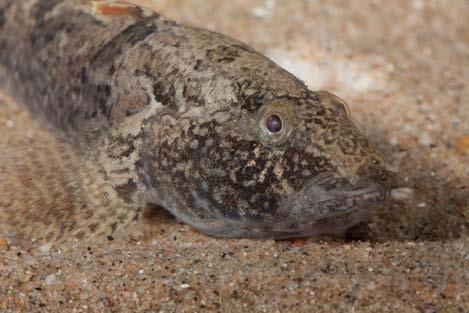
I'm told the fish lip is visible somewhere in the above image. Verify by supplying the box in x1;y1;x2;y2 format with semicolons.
249;178;390;238
277;173;391;222
330;179;391;203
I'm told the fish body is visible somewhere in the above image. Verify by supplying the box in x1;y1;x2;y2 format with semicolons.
0;0;394;241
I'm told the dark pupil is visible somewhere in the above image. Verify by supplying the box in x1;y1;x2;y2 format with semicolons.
266;115;282;133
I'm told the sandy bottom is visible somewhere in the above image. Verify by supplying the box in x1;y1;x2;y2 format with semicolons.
0;0;468;312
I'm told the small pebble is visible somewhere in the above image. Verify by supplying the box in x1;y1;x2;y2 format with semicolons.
45;274;56;285
455;135;469;153
367;281;376;290
291;238;307;247
0;238;9;251
418;132;433;146
39;243;52;254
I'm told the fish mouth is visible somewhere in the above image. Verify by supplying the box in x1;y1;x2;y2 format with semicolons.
278;172;390;221
256;172;391;238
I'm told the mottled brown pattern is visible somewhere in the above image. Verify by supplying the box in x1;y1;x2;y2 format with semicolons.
0;0;395;241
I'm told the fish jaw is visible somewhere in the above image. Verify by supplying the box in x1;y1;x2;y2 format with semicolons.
159;172;391;240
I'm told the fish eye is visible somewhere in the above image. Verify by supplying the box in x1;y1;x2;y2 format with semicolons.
257;101;296;145
266;114;282;133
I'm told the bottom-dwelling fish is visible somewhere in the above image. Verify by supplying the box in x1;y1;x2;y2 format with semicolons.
0;0;395;241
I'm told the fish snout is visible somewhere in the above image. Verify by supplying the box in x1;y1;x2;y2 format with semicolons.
355;163;399;191
278;171;388;221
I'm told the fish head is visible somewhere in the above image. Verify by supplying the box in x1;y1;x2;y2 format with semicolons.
139;73;396;239
139;88;395;239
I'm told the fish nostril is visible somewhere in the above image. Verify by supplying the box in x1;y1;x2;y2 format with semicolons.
357;164;396;188
377;184;391;201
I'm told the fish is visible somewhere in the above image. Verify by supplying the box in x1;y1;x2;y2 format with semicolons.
0;0;396;242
